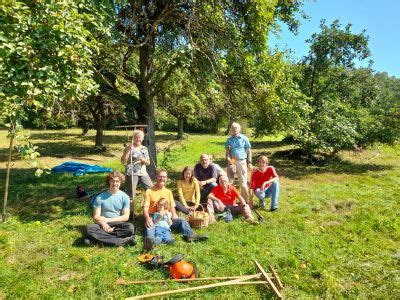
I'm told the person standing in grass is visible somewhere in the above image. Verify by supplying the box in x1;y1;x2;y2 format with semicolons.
84;171;136;246
121;129;153;202
142;169;207;250
152;198;175;245
249;155;280;212
207;175;256;223
226;122;252;201
175;166;201;215
194;153;218;203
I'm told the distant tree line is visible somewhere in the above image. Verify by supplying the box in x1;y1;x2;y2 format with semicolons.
2;0;399;163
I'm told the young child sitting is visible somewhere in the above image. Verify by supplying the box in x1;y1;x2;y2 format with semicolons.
152;198;175;245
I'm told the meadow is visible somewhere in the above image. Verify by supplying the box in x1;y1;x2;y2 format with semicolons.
0;128;399;299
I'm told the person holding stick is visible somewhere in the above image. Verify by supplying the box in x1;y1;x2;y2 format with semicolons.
84;171;136;246
121;129;153;206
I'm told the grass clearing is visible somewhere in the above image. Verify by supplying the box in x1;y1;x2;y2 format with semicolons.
0;128;399;298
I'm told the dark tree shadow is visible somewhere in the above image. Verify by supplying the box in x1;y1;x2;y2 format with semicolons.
269;149;393;179
0;168;105;223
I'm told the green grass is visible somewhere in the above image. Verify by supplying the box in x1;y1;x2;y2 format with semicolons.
0;128;399;298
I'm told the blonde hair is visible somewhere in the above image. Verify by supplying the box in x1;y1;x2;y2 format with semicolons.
157;197;169;209
133;129;144;139
258;155;269;164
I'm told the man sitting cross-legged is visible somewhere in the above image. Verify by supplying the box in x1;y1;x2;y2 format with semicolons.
207;175;256;223
85;171;136;246
142;169;207;250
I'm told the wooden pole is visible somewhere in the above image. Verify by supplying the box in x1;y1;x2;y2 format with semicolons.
126;273;261;299
117;273;269;285
269;265;283;290
130;134;135;218
2;134;14;218
253;260;282;299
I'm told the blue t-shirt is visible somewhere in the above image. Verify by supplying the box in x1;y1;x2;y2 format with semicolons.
225;134;251;160
92;190;130;218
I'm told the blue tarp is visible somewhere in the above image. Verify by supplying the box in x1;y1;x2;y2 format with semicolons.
51;161;112;176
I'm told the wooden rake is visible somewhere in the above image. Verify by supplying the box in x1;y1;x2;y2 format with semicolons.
123;260;283;299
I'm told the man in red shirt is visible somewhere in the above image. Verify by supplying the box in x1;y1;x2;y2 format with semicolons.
207;175;255;222
249;155;280;211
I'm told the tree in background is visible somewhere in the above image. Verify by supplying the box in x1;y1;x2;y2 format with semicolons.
113;0;305;177
0;0;102;218
293;20;375;156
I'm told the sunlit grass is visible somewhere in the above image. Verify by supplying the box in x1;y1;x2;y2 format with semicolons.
0;129;399;298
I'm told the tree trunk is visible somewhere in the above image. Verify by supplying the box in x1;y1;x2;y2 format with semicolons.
81;122;89;136
225;114;235;135
95;124;104;148
139;44;157;180
177;117;184;140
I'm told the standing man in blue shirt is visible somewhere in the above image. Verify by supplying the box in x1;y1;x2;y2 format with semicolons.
225;122;252;201
85;171;136;246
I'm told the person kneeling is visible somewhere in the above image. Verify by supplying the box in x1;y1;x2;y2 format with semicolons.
85;171;136;246
207;176;255;223
152;198;175;245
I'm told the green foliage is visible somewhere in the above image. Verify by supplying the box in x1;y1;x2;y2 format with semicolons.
289;21;399;155
0;0;100;124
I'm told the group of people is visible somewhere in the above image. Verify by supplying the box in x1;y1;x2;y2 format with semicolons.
84;123;280;249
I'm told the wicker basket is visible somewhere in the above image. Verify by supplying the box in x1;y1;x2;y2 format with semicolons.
187;206;210;229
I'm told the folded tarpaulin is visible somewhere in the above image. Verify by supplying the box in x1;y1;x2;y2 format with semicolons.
51;161;112;176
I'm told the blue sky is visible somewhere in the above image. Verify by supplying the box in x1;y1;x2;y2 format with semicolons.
269;0;400;78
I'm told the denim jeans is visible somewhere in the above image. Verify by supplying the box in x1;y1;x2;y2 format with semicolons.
154;226;175;245
254;181;280;210
144;218;194;241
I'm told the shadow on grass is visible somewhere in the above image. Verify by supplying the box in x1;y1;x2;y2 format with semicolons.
0;169;105;223
270;149;393;179
34;142;103;158
0;142;116;163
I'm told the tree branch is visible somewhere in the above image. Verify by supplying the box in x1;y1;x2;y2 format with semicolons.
151;61;181;97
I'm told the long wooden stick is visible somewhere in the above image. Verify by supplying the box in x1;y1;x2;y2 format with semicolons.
269;265;283;290
130;134;135;218
253;260;282;299
126;273;261;299
117;273;268;285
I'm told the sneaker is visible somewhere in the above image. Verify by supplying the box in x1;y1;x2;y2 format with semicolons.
186;234;208;242
224;209;233;222
165;239;175;245
270;208;278;212
122;236;137;246
144;237;154;250
83;238;91;246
